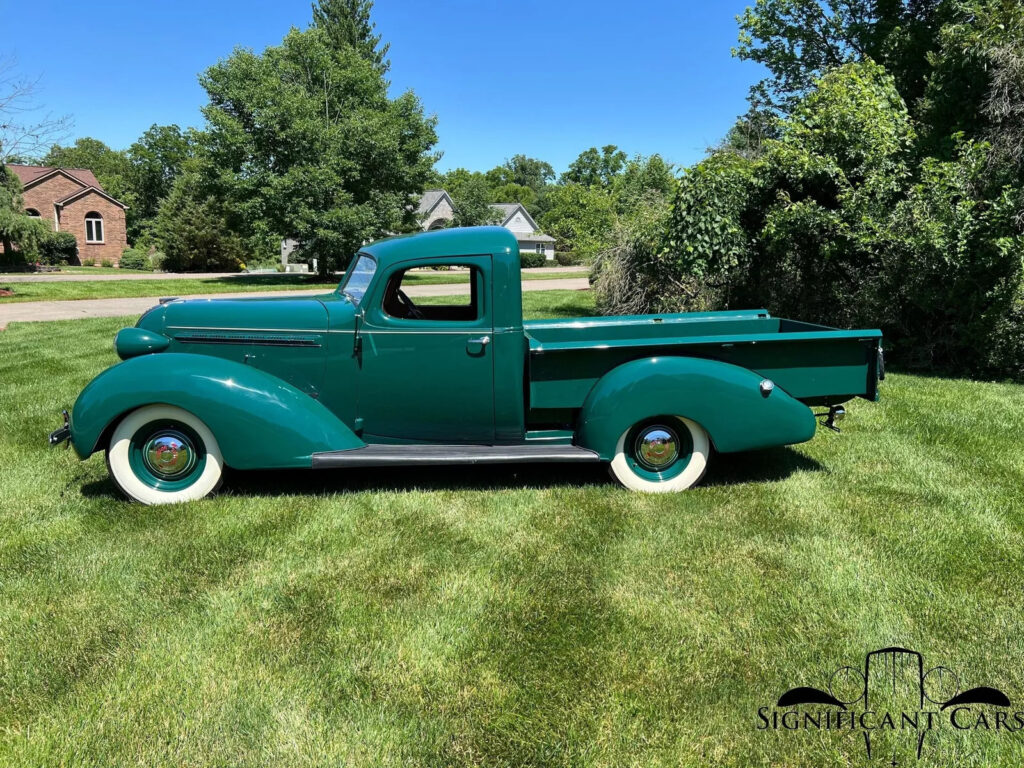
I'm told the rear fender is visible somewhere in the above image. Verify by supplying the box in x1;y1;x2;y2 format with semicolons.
576;356;816;460
70;353;363;469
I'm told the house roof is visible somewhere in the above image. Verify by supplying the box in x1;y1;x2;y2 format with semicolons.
54;185;129;210
6;164;103;191
489;202;541;232
416;189;453;216
511;231;556;243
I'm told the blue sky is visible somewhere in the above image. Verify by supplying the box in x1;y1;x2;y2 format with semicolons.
1;0;763;174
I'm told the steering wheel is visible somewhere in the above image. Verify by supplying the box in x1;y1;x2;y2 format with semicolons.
396;288;424;319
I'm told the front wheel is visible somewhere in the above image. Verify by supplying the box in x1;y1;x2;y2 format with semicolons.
608;416;710;492
106;405;224;504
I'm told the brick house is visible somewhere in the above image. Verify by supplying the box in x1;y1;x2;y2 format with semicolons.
8;165;128;265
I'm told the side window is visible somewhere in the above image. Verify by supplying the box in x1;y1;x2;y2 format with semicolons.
382;264;482;322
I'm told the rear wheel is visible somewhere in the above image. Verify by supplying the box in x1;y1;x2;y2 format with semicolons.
106;405;223;504
608;416;710;492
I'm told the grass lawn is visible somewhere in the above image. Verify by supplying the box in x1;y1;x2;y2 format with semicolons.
1;291;1023;766
0;269;583;303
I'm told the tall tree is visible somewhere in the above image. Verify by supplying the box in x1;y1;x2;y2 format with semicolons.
561;145;627;187
486;154;555;193
196;25;437;271
312;0;390;74
450;175;501;227
734;0;948;113
126;125;193;239
42;138;132;197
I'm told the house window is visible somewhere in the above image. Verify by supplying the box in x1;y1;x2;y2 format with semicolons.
85;212;104;243
25;208;40;217
535;244;544;254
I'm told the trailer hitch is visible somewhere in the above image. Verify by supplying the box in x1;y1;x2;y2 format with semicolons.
814;405;846;433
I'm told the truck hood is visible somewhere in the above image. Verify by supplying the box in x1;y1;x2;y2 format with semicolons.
159;293;335;335
128;293;354;399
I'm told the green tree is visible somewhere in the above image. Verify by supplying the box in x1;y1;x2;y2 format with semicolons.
155;171;246;272
734;0;948;113
540;183;616;259
312;0;390;74
450;175;501;227
42;138;132;198
486;154;555;193
613;154;676;218
561;145;627;187
126;125;193;241
197;25;437;271
0;165;50;263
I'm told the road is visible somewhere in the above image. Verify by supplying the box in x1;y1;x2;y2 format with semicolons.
0;277;591;329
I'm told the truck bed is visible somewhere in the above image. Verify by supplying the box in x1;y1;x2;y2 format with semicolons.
524;309;883;414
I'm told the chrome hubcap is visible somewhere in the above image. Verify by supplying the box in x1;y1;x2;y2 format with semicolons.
142;431;195;478
635;425;679;470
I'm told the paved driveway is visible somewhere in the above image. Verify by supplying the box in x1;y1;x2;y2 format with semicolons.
0;278;590;329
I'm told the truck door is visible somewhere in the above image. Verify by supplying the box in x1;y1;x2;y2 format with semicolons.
356;255;495;443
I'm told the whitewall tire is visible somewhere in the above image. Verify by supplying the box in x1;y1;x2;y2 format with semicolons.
106;405;224;505
608;416;710;492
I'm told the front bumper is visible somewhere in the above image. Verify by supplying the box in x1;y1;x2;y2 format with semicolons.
48;409;71;447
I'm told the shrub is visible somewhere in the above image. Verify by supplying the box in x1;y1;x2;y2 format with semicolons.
156;172;247;272
36;231;77;266
101;258;113;268
520;252;546;269
554;252;581;266
119;248;151;271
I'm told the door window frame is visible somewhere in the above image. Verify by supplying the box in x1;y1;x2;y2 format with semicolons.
363;255;492;332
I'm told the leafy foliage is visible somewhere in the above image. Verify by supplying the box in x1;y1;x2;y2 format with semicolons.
38;231;78;266
614;59;1023;378
0;165;50;264
540;183;617;260
118;247;151;271
312;0;390;74
155;172;246;272
561;145;627;187
193;25;437;272
450;175;501;227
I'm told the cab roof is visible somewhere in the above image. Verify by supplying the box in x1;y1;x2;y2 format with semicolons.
360;226;519;267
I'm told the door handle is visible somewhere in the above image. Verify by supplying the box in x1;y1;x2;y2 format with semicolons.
466;335;491;354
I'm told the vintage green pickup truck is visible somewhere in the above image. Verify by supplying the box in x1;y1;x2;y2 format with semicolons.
50;227;883;504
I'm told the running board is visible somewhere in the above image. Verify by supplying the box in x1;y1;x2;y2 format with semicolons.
312;443;600;469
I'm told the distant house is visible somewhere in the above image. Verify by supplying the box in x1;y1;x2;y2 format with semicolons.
416;189;556;259
7;165;128;266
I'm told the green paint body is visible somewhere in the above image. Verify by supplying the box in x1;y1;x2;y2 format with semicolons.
67;226;883;468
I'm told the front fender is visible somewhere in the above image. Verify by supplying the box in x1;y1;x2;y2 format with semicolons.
576;356;817;460
70;353;364;469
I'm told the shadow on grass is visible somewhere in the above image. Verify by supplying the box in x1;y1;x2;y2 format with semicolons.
703;446;824;487
80;446;822;500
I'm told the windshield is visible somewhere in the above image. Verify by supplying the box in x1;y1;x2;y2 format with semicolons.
341;254;376;305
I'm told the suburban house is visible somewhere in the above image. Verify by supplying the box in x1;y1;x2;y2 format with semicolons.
8;164;128;265
416;189;556;259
